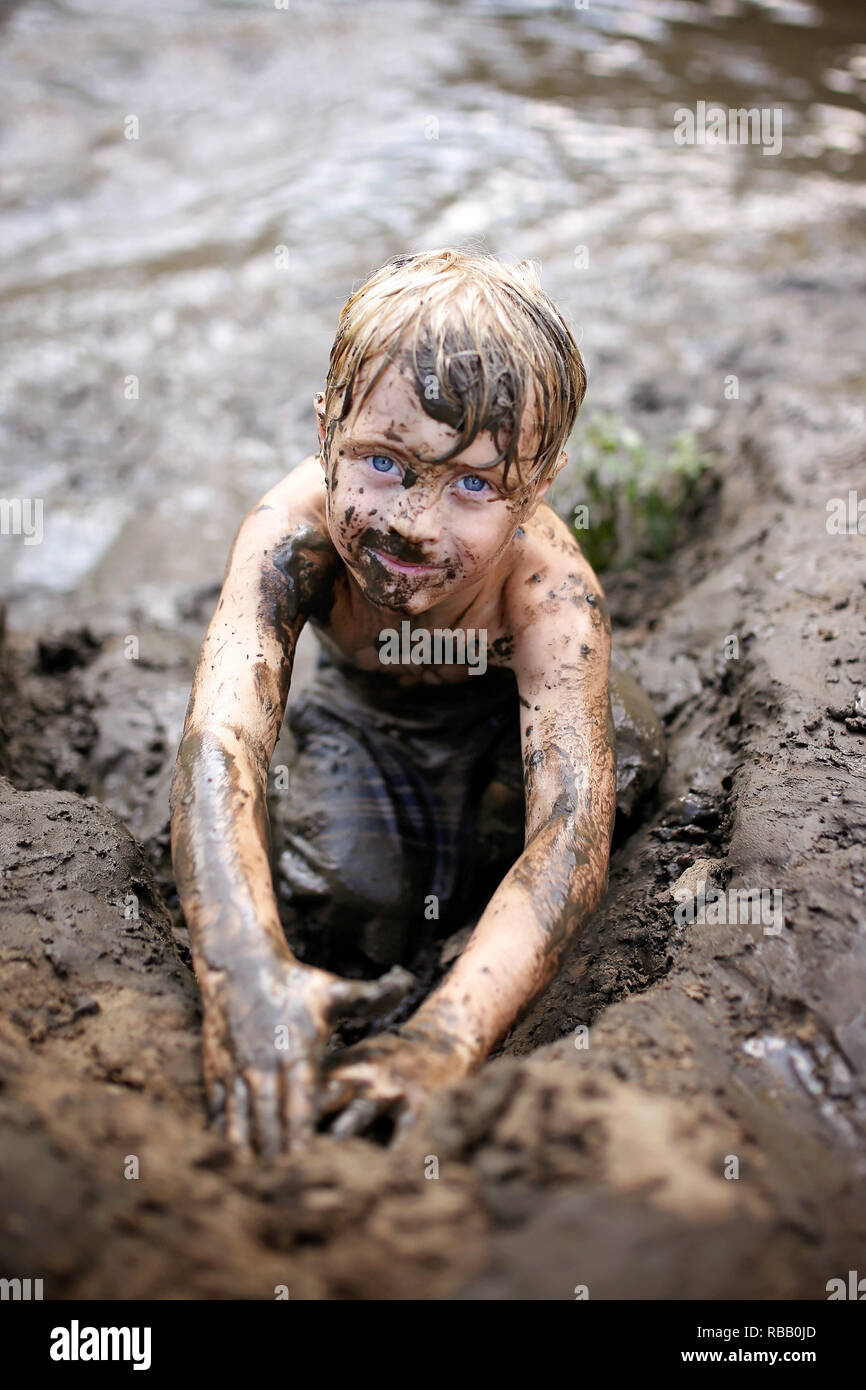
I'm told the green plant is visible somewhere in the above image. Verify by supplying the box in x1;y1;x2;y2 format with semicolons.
551;411;714;572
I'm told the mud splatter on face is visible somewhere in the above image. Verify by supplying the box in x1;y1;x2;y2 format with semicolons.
316;359;553;620
355;526;434;568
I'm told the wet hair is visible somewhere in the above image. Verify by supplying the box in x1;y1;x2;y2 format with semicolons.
320;245;587;491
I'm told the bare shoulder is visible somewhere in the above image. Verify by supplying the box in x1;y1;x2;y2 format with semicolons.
242;455;329;539
227;456;336;583
502;501;609;641
216;455;341;635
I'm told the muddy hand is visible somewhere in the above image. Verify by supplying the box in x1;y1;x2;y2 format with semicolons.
320;1030;470;1145
199;950;415;1158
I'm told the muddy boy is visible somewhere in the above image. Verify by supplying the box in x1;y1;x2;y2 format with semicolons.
169;247;664;1156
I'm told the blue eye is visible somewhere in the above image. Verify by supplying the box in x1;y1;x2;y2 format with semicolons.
369;455;397;473
459;474;488;494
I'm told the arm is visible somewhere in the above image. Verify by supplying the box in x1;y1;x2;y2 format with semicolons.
405;560;616;1067
169;478;304;970
322;538;616;1136
170;462;410;1155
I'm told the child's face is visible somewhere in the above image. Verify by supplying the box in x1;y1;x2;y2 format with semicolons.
315;357;559;617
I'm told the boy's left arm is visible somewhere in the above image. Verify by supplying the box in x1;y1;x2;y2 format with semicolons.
322;550;617;1139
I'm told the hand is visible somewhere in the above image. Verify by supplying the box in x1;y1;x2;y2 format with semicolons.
319;1029;471;1144
198;947;414;1158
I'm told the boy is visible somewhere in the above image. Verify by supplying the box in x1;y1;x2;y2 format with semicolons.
169;247;664;1157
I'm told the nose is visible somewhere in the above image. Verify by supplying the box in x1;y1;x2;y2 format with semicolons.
385;489;441;549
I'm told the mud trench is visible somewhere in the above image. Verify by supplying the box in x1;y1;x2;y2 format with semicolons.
1;370;865;1298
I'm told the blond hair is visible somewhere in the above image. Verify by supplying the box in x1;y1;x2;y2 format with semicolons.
321;246;587;490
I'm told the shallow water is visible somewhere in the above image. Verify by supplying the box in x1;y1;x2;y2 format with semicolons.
0;0;864;632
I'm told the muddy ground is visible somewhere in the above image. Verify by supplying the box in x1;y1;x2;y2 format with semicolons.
2;248;865;1298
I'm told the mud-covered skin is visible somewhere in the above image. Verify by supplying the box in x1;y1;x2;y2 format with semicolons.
314;356;545;642
169;494;415;1156
170;354;639;1150
319;1030;470;1144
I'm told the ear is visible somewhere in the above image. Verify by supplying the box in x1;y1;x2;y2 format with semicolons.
314;392;327;467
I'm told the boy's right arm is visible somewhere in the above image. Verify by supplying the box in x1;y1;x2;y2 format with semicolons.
169;462;410;1156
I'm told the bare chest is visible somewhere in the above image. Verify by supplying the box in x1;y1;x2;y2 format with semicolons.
311;576;516;686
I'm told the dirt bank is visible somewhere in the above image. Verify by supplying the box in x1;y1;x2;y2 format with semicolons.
3;0;866;1302
2;363;865;1298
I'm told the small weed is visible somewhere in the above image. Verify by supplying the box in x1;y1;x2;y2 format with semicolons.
552;412;716;571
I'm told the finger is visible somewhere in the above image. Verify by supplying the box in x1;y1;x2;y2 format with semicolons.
285;1057;318;1151
247;1070;281;1159
329;1096;384;1140
326;966;416;1024
392;1104;420;1149
206;1078;227;1130
317;1073;359;1118
225;1075;253;1156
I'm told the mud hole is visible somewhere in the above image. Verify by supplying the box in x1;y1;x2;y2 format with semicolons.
2;365;865;1298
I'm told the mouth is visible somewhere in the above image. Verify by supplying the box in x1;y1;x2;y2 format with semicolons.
367;549;444;577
